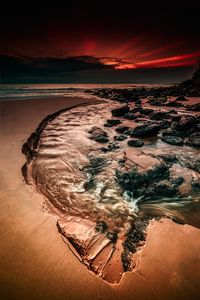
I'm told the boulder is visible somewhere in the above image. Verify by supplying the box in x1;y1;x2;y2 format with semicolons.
187;103;200;111
104;119;121;127
161;135;183;146
176;95;188;101
89;126;109;143
130;122;161;137
115;126;130;133
150;111;169;120
127;139;144;147
123;112;137;120
114;134;127;141
111;105;130;116
185;132;200;148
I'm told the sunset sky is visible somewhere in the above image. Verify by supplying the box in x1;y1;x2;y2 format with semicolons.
1;1;200;82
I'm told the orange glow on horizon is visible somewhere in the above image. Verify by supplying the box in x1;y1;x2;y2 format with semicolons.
109;51;200;69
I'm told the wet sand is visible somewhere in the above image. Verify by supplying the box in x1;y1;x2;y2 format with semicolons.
0;96;200;300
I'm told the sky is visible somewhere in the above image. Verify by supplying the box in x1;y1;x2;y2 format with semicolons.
1;1;200;83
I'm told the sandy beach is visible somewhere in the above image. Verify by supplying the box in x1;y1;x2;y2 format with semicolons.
0;95;200;300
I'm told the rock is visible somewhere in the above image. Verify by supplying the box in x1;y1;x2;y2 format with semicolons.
127;139;144;147
176;95;188;101
114;134;127;141
123;112;137;120
115;126;130;133
111;105;130;116
95;221;108;233
106;231;118;243
177;153;200;173
148;97;168;106
146;181;179;197
89;126;109;143
104;119;121;127
161;135;183;146
185;132;200;148
169;114;182;122
139;108;154;115
187;103;200;111
160;120;171;129
101;142;120;152
116;160;170;198
165;101;183;107
95;136;109;143
130;122;161;138
171;177;185;186
176;115;197;131
150;111;169;120
162;127;185;138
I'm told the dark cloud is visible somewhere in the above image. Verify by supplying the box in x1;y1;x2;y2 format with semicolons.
0;54;196;84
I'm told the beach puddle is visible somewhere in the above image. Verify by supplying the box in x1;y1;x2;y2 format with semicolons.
22;101;200;283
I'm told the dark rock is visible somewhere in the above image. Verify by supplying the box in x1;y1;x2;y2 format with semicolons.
177;115;197;131
159;154;178;165
94;135;109;143
116;162;170;198
106;231;118;243
177;153;200;173
162;127;186;138
165;101;183;107
147;182;179;197
148;97;168;106
106;119;122;126
83;157;106;176
160;120;171;129
101;142;120;152
89;126;109;143
111;105;130;116
130;122;161;137
185;132;200;148
169;114;182;122
114;134;127;141
150;111;169;120
128;139;144;147
139;108;154;115
95;221;108;233
115;126;130;133
191;179;200;192
187;103;200;111
161;135;183;146
176;95;188;101
123;112;137;120
171;177;185;186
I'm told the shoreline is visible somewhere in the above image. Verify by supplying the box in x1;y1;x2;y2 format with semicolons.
0;95;200;299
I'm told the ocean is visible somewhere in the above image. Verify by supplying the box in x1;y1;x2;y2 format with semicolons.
0;83;169;100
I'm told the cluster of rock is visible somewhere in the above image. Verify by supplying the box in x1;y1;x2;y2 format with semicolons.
88;105;200;149
88;65;200;99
